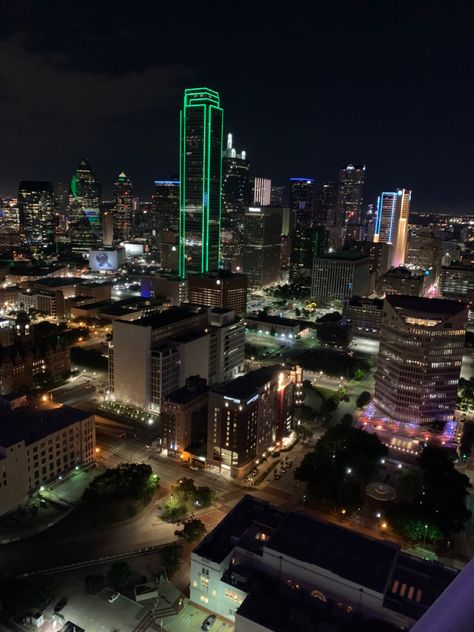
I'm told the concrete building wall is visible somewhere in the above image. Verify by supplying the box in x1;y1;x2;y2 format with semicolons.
112;321;151;408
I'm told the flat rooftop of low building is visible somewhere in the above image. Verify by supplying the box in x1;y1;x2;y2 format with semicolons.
211;365;281;400
79;281;112;288
245;314;301;328
163;380;209;405
189;270;247;280
193;495;286;564
386;294;468;317
267;511;399;595
236;577;401;632
348;296;384;308
8;265;66;277
72;300;112;311
32;277;80;287
0;405;92;447
132;305;207;328
319;250;370;262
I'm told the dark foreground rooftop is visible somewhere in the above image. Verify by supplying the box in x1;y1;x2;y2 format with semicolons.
0;406;92;447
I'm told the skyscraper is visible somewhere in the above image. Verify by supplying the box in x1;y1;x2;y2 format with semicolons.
69;159;102;252
253;177;271;206
242;206;282;287
221;133;250;270
179;87;224;276
289;178;315;291
375;295;468;425
373;189;411;268
113;171;133;242
335;164;365;227
153;180;180;232
315;180;337;227
18;180;54;245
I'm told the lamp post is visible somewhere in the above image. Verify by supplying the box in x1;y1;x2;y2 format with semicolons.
423;523;428;548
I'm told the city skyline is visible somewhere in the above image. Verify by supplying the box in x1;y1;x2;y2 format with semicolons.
0;3;472;212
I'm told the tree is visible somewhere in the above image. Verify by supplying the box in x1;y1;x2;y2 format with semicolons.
388;444;471;541
354;368;366;381
340;413;353;426
174;477;197;500
85;574;106;594
177;518;206;543
460;421;474;461
319;396;338;419
194;486;216;508
161;543;183;576
108;561;132;590
295;425;387;513
0;576;58;617
356;391;372;408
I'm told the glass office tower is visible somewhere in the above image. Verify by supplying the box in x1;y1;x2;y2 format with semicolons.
179;88;224;276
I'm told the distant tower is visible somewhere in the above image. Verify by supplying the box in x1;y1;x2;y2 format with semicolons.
69;159;102;252
18;180;54;245
373;189;412;268
179;88;224;277
221;133;250;270
113;171;133;242
289;178;315;293
253;177;271;206
335;164;365;227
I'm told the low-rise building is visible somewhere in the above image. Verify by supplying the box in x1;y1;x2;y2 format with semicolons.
190;495;456;630
141;275;188;306
206;366;302;478
0;405;95;516
439;263;474;303
19;289;66;320
77;282;113;302
375;266;426;298
244;314;308;341
343;297;383;339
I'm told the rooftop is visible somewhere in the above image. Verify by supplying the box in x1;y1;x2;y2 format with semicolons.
319;250;370;262
0;406;92;448
386;294;469;318
211;365;282;401
245;314;301;328
193;495;286;564
267;511;399;594
163;378;209;405
133;305;207;328
32;278;80;288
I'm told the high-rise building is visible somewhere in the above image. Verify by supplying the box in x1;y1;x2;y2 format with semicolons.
270;185;286;206
288;178;315;292
406;227;443;280
375;295;468;425
242;207;282;287
206;365;302;478
179;88;224;276
69;159;102;252
221;134;250;271
335;164;365;227
311;251;370;304
315;180;337;227
109;305;244;411
440;264;474;304
373;189;412;268
18;181;54;245
113;171;133;242
375;266;426;298
253;177;272;206
153;180;180;232
289;178;314;226
188;270;248;316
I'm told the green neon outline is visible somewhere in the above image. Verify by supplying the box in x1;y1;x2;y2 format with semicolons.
179;88;223;277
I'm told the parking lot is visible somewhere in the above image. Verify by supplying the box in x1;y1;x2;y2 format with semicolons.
164;601;234;632
43;576;148;632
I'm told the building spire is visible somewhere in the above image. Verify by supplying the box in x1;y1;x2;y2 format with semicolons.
227;133;233;150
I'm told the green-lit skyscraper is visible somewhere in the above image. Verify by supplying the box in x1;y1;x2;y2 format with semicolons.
179;88;224;276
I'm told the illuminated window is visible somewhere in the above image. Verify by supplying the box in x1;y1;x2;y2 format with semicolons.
199;595;209;604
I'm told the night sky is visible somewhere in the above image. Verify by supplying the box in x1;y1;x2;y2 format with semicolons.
0;1;473;211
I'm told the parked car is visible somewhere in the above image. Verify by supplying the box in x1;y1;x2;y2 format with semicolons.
108;592;120;603
201;614;216;631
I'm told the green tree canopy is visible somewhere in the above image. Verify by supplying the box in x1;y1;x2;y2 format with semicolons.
356;390;372;408
108;561;132;590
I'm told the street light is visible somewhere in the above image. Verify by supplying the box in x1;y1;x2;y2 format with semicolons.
423;523;428;548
